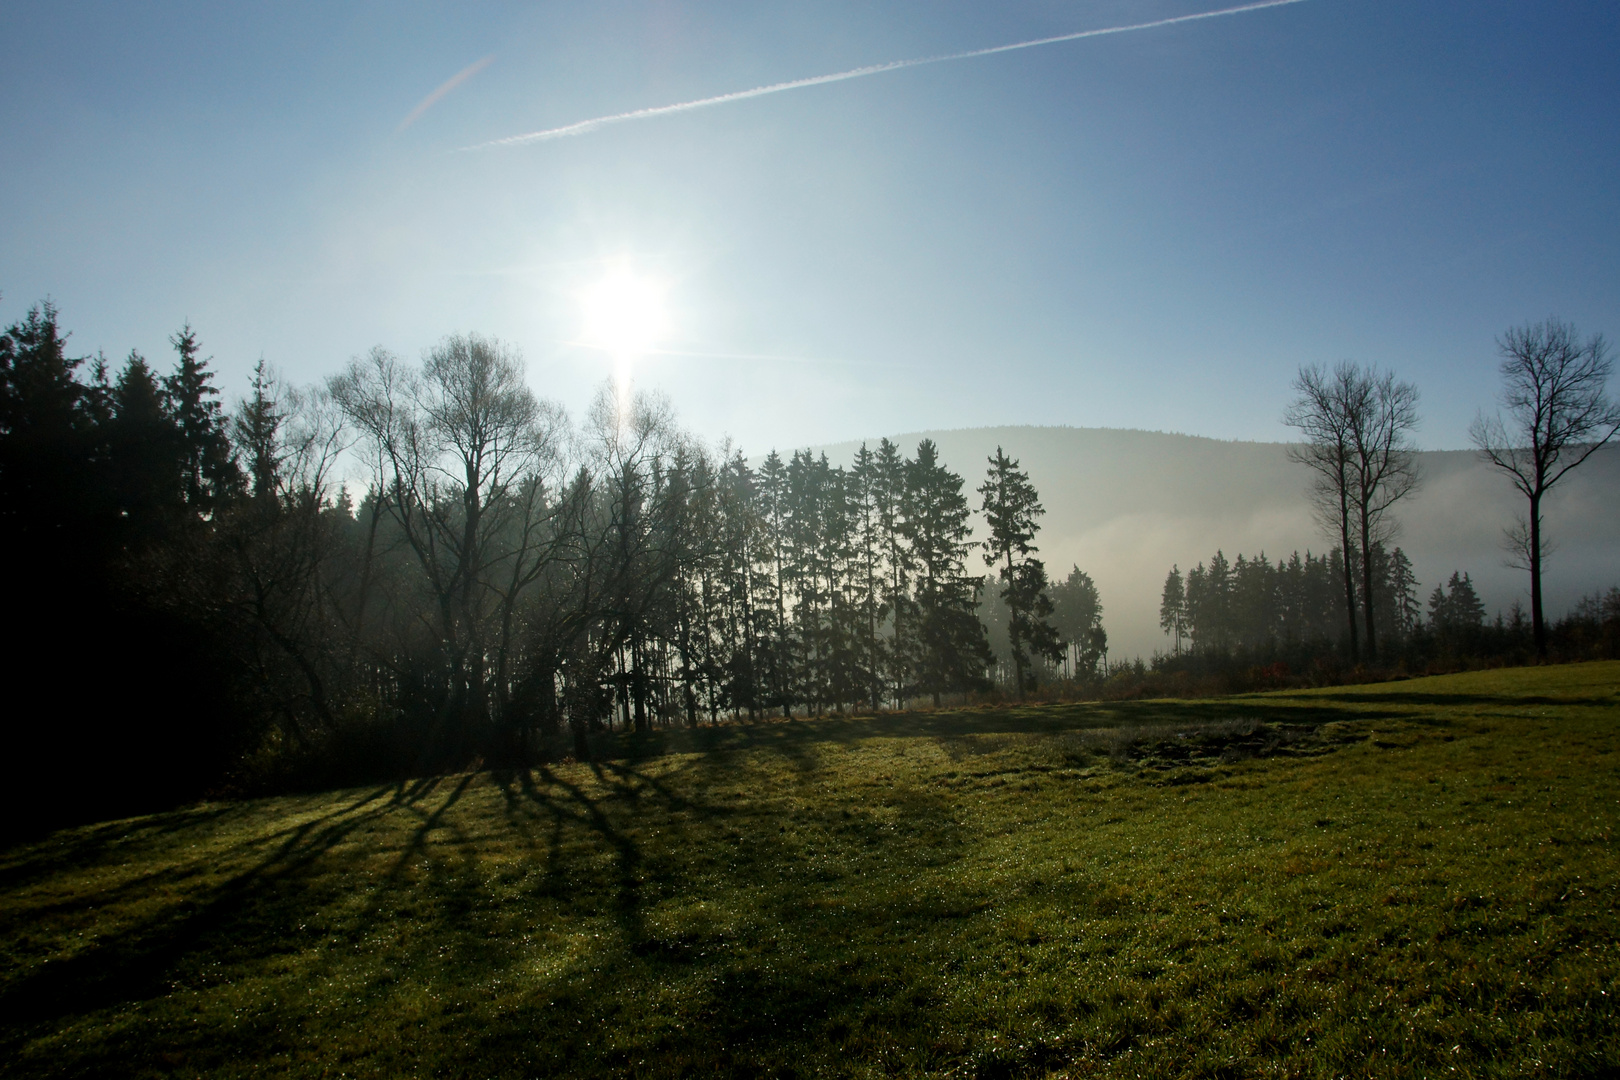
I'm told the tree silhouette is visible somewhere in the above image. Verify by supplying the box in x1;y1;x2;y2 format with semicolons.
1471;318;1620;656
1285;366;1359;658
165;324;239;510
908;440;990;704
1159;565;1186;657
978;447;1060;696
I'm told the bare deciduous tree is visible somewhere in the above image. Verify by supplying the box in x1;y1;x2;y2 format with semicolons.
1470;318;1620;656
1347;369;1421;661
331;334;565;735
1285;364;1362;659
1285;362;1421;662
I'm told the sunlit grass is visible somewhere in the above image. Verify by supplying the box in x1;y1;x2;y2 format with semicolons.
3;663;1617;1078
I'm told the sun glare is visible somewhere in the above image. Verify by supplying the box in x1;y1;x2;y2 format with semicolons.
579;267;669;359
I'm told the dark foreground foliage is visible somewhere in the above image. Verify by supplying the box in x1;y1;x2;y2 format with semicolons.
2;663;1616;1078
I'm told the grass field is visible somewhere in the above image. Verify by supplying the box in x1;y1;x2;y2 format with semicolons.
2;663;1617;1078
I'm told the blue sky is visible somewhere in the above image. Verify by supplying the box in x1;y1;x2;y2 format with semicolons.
2;0;1616;453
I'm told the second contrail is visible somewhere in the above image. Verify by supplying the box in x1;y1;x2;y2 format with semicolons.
463;0;1309;151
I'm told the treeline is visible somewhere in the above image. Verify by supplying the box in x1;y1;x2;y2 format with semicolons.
1;304;1100;824
1158;546;1420;656
1154;541;1618;682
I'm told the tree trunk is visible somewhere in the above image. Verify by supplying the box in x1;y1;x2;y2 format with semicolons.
1338;485;1359;662
1530;490;1546;658
1005;549;1026;699
632;635;649;732
1360;517;1378;663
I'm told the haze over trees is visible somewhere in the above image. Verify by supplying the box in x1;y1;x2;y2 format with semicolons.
1157;545;1424;660
1149;322;1618;675
1048;565;1106;679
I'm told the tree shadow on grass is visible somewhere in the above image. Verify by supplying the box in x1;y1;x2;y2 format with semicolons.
452;761;983;1079
0;776;474;1041
2;675;1496;1078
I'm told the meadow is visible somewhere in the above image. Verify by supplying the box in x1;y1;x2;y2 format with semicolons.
2;663;1616;1078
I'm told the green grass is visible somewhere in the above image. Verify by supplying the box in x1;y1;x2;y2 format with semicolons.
3;663;1618;1078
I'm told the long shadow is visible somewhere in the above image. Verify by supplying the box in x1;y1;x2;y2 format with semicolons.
0;679;1467;1074
0;773;469;1034
0;802;249;891
450;754;993;1077
531;764;653;942
489;756;743;961
384;772;475;880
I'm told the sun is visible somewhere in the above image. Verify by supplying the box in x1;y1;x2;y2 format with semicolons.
579;266;669;359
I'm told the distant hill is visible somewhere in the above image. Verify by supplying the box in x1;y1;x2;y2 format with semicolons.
809;427;1620;661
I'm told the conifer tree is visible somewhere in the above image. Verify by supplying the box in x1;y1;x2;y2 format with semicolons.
849;444;886;710
1159;565;1186;656
234;358;285;504
757;450;794;716
1369;544;1421;645
1051;565;1104;676
1429;571;1485;644
715;451;764;719
98;351;187;542
908;439;989;704
978;447;1060;696
873;438;914;705
165;324;238;510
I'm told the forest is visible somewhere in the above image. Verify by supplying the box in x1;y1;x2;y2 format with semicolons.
0;303;1111;827
2;301;1616;829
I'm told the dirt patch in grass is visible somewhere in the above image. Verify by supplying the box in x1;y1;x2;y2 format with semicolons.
1061;715;1363;770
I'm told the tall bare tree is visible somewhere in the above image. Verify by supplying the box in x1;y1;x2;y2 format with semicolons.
1285;362;1421;662
331;334;565;736
1346;369;1421;661
1471;318;1620;656
1284;364;1362;660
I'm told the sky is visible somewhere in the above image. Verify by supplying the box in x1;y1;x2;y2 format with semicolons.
2;0;1617;455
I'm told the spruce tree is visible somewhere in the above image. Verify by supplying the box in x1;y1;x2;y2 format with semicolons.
849;444;886;710
873;438;914;705
1051;565;1104;676
233;357;285;504
757;450;794;716
1159;565;1186;656
108;351;186;533
1429;571;1485;639
908;439;989;705
978;447;1060;696
164;324;238;510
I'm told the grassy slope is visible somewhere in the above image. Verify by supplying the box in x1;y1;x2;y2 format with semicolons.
2;663;1617;1079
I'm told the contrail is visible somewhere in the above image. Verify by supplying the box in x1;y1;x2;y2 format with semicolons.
399;54;496;133
463;0;1308;150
